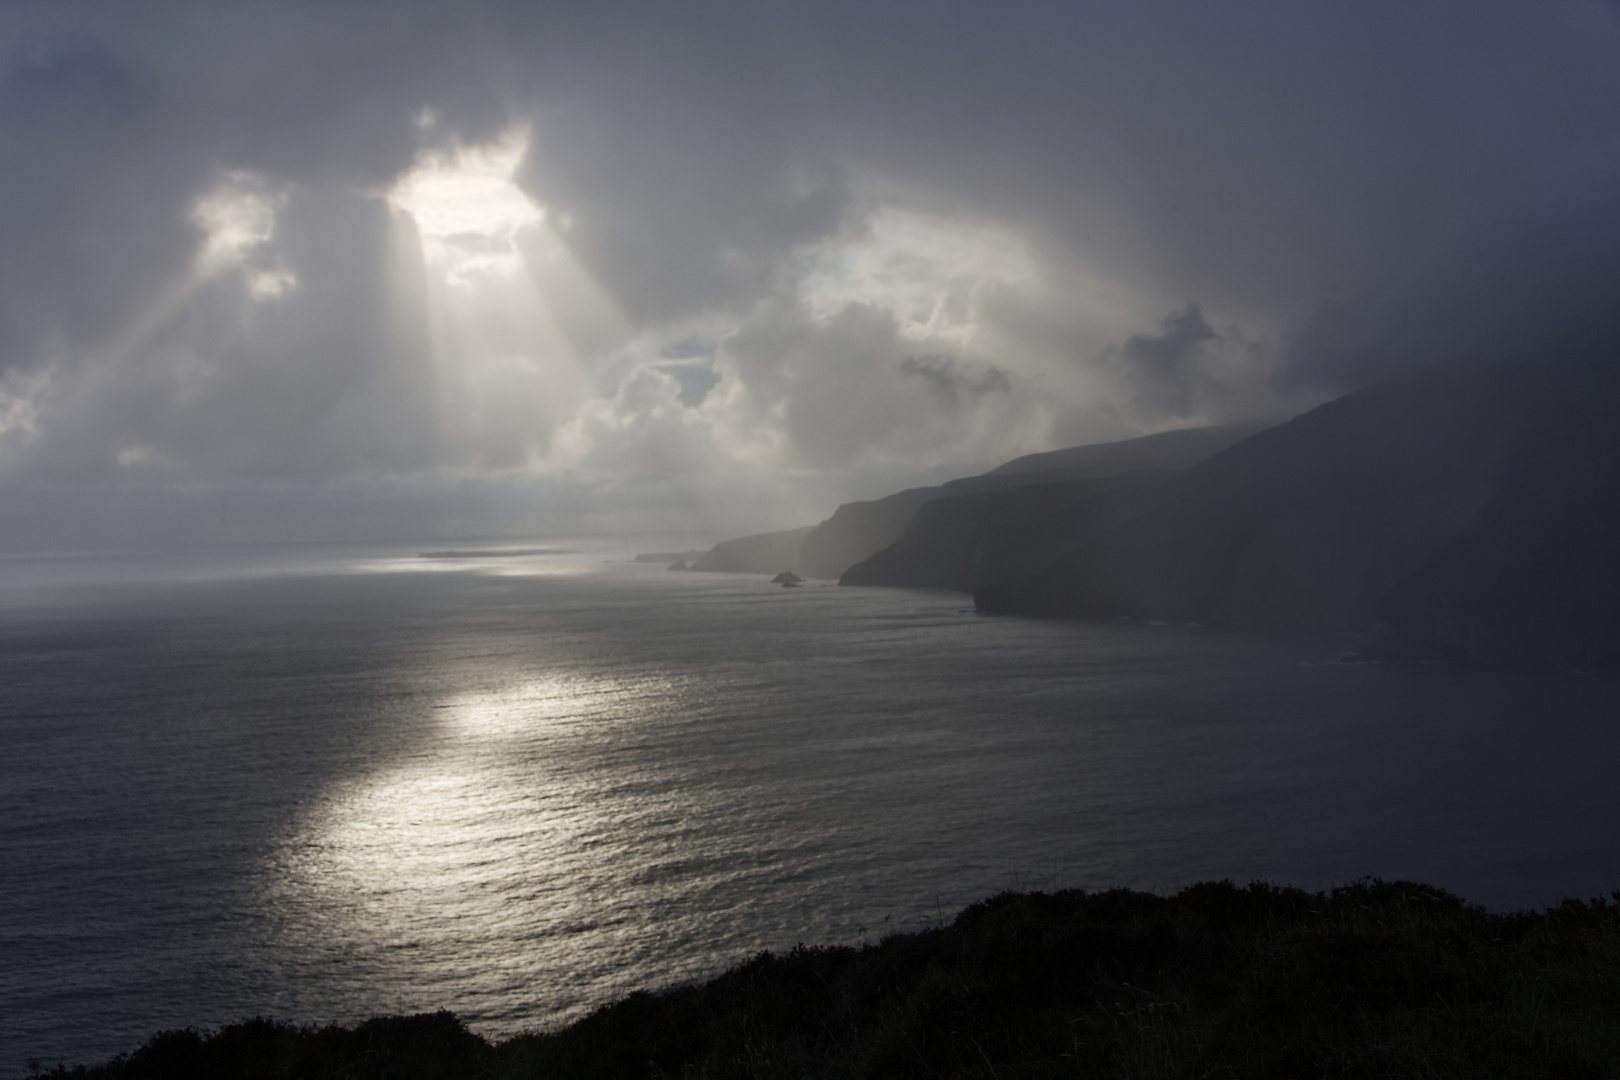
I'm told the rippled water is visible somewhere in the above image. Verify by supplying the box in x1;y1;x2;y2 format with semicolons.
3;543;1619;1068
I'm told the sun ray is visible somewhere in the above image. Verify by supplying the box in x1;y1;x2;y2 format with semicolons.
384;127;627;469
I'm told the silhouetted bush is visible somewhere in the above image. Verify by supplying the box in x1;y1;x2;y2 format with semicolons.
33;880;1620;1078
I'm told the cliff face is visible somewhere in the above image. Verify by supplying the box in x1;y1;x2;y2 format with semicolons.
845;359;1620;664
795;487;943;580
839;477;1157;592
791;423;1270;579
685;423;1269;580
981;422;1272;480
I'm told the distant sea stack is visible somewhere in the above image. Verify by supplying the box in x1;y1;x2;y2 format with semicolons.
847;358;1620;666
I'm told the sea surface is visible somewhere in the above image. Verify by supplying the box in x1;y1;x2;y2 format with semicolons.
3;541;1620;1069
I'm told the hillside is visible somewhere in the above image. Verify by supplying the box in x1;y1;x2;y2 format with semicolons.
43;880;1620;1079
982;421;1273;479
680;423;1270;579
843;359;1620;665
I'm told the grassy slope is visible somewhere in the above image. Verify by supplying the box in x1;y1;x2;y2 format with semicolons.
35;880;1620;1079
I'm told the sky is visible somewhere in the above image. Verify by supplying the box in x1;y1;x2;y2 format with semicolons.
1;1;1617;548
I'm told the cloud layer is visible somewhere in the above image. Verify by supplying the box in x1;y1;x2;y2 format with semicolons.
2;1;1617;544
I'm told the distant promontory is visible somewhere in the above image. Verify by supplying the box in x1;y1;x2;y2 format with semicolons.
679;357;1620;666
674;422;1269;579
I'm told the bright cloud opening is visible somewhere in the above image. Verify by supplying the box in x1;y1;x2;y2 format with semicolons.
380;125;626;472
190;171;297;298
388;129;543;286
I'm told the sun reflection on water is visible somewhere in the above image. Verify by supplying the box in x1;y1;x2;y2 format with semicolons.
267;669;708;1022
17;558;1620;1066
343;549;600;579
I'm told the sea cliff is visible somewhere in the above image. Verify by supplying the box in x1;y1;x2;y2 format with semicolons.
843;359;1620;665
682;422;1269;580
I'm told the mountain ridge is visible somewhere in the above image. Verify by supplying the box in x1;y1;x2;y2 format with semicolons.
683;422;1273;578
845;358;1620;665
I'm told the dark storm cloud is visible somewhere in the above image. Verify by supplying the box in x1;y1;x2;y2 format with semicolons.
0;1;1616;545
899;355;1011;407
2;33;154;118
498;1;1620;392
1284;192;1620;389
1105;306;1219;417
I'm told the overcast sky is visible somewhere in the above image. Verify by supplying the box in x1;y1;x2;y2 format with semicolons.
2;1;1617;547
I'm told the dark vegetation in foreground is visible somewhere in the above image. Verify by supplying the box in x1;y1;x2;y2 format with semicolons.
35;880;1620;1079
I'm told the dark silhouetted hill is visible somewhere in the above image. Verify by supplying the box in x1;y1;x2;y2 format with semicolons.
796;423;1269;579
981;421;1273;479
43;880;1620;1078
686;423;1269;580
844;358;1620;665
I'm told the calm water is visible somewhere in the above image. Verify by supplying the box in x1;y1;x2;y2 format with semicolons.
3;543;1619;1069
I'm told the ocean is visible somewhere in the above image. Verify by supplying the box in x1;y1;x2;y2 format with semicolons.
3;542;1619;1069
